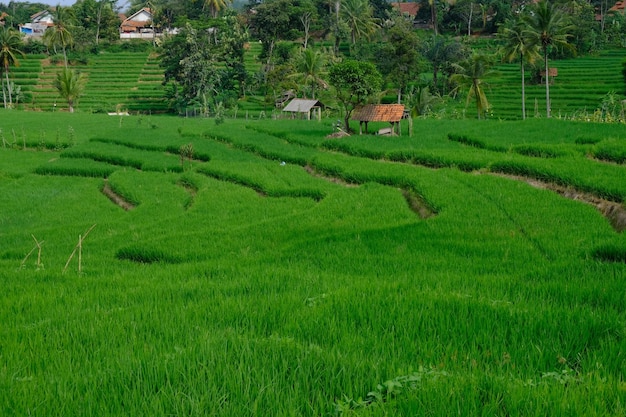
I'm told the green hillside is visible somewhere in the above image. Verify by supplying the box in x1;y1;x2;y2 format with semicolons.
489;49;625;120
6;44;626;120
21;51;167;113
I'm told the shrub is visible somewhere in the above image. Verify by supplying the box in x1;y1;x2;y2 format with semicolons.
592;139;626;164
34;158;116;178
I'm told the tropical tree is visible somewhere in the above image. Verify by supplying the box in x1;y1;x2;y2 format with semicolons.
404;85;441;117
340;0;379;44
0;27;25;109
54;67;86;113
377;15;421;103
450;53;496;119
524;0;573;118
43;5;75;68
498;18;540;120
421;35;467;94
249;0;315;65
72;0;119;46
289;48;328;99
328;60;382;132
204;0;231;18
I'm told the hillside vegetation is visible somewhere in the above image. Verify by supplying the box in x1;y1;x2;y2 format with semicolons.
1;111;625;416
9;43;625;120
15;51;167;113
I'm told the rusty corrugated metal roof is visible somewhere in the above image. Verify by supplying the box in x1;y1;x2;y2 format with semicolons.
352;104;405;122
391;2;420;17
283;99;323;113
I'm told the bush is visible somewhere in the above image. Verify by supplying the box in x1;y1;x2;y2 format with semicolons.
592;139;626;164
23;40;47;54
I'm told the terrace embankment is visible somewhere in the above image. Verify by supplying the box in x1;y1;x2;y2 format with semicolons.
500;174;626;232
304;165;436;219
101;181;135;211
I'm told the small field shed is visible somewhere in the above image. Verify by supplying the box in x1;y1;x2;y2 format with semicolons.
282;99;324;121
352;104;405;135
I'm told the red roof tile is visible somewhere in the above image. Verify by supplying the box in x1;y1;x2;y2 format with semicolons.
352;104;405;122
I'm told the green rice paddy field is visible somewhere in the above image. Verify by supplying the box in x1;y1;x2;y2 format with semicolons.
1;110;626;416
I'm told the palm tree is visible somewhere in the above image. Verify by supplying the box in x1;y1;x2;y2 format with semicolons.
54;67;86;113
0;27;25;109
43;5;75;68
340;0;379;44
429;0;438;35
450;53;496;119
204;0;230;18
524;0;573;118
421;35;467;94
498;18;540;120
289;48;328;99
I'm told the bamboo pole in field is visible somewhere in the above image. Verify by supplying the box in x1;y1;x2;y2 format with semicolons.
63;224;96;274
21;235;44;270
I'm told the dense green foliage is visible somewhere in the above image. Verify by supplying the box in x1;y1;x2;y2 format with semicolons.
1;111;625;416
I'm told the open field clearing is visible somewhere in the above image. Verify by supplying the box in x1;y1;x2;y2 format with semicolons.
1;111;625;416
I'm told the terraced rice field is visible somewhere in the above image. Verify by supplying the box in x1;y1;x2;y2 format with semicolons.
488;49;624;120
25;52;167;113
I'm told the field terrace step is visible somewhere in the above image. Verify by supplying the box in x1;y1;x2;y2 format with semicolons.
23;51;166;113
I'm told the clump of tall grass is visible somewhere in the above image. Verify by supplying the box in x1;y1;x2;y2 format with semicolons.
512;144;570;158
590;244;626;263
34;158;116;178
591;139;626;164
115;245;184;264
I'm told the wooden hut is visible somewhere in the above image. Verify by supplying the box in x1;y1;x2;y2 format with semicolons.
351;104;405;135
282;99;324;121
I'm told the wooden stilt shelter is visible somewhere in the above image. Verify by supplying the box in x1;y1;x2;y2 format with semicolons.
351;104;405;135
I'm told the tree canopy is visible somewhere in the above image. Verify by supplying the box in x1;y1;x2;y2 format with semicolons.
328;59;382;131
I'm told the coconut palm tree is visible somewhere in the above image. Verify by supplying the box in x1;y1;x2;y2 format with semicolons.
498;18;540;120
0;27;25;109
450;53;496;119
289;48;328;99
421;35;467;95
54;67;86;113
340;0;379;44
524;0;573;118
204;0;231;18
43;5;75;68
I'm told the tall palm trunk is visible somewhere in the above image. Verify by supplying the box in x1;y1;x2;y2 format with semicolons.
544;51;550;118
520;54;526;120
4;66;11;107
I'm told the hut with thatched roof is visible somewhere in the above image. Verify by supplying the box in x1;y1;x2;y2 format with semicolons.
351;104;405;135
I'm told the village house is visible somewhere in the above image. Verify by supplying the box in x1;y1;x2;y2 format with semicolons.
120;7;156;40
19;10;54;38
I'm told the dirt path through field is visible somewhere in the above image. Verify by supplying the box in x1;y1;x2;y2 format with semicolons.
102;181;135;211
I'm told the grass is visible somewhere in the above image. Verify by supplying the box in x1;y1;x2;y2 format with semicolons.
1;110;625;416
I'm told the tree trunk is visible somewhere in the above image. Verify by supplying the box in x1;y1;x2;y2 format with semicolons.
5;69;11;108
467;3;473;37
431;0;438;35
521;54;526;120
95;5;102;45
544;52;550;118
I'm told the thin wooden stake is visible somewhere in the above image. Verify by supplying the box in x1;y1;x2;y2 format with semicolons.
63;224;96;274
21;235;44;270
